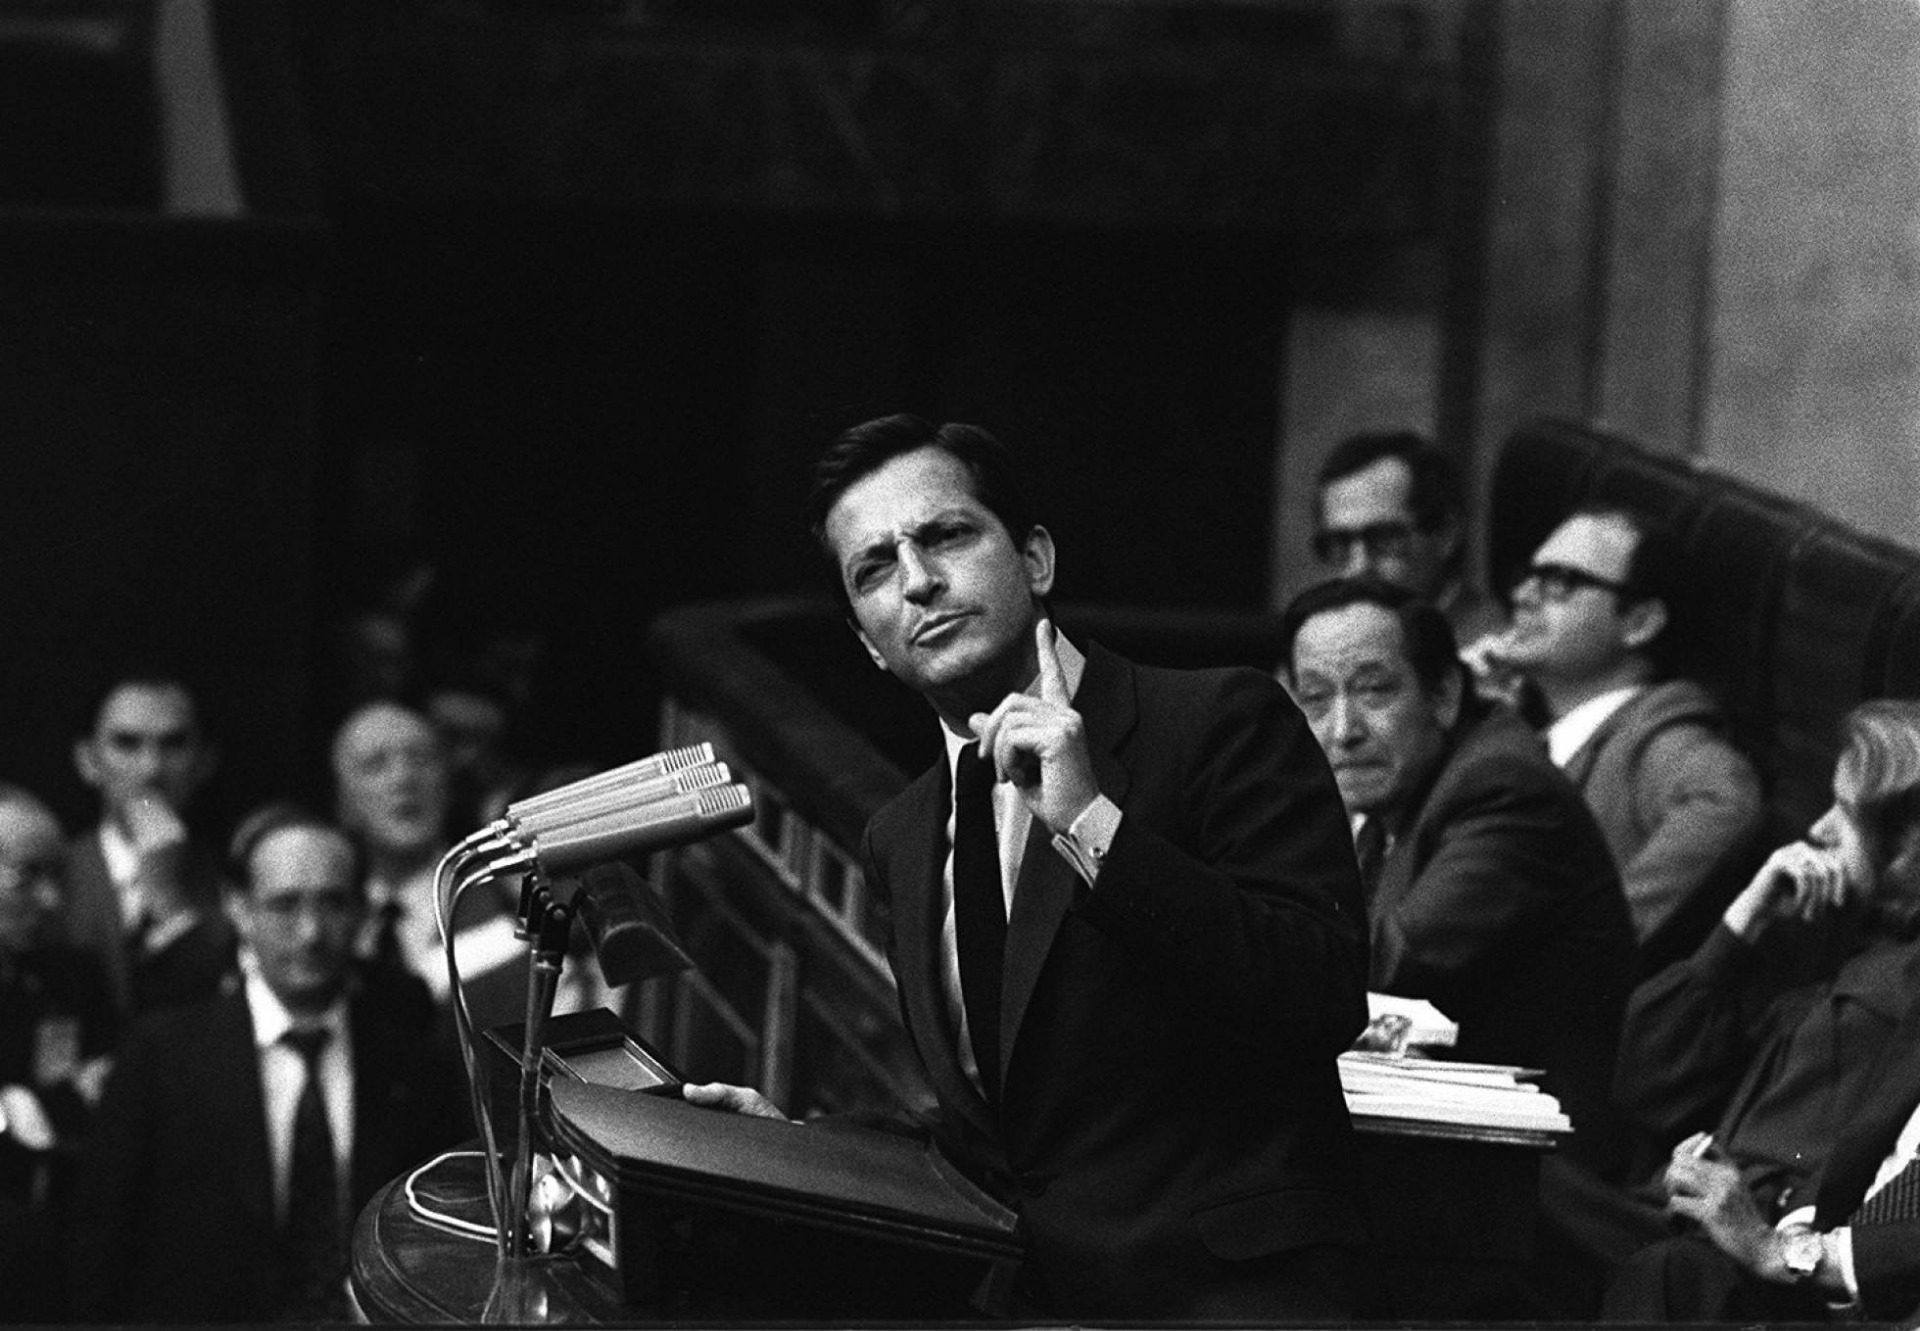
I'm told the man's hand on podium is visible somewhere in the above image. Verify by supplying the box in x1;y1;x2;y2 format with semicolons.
681;1081;791;1121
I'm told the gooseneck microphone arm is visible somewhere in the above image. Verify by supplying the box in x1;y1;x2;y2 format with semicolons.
507;874;576;1264
428;741;753;1298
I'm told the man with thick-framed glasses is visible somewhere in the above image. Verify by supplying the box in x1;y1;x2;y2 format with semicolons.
1312;431;1504;647
1486;505;1762;965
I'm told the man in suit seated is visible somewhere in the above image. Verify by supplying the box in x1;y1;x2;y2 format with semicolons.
1311;431;1505;647
0;784;116;1321
70;805;465;1322
690;413;1375;1320
62;671;235;1016
1281;575;1636;1177
1479;505;1764;968
1595;699;1920;1319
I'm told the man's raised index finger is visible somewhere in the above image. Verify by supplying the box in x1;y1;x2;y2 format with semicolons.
1036;618;1069;702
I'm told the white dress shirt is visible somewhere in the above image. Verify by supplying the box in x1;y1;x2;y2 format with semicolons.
243;966;354;1224
1546;685;1642;768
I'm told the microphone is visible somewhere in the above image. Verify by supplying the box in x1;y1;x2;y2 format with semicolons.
572;861;694;988
523;783;753;875
505;743;715;825
509;761;732;841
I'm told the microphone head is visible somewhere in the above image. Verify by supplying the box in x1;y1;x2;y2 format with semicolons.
575;861;695;989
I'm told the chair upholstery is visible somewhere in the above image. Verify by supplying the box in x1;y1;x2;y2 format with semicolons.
1488;419;1920;852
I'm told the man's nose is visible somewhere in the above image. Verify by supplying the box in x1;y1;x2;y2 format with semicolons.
899;546;942;601
1329;695;1368;745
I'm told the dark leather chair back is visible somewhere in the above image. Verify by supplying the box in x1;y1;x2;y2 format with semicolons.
1489;420;1920;854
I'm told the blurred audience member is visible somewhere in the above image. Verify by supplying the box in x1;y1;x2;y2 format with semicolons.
1283;576;1634;1175
0;785;116;1321
1311;431;1503;646
70;807;465;1322
64;673;236;1016
1486;506;1763;966
425;677;529;830
332;701;520;1026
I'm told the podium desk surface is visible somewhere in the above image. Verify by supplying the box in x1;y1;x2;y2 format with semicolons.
351;1159;631;1326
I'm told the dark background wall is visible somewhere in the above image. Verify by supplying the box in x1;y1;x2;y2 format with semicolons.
2;0;1911;843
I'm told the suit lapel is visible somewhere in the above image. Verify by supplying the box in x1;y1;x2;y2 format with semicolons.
349;1000;397;1205
886;764;996;1137
999;643;1136;1085
1816;995;1920;1223
1561;689;1648;787
209;991;278;1231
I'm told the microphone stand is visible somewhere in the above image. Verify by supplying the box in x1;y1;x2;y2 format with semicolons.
484;872;576;1324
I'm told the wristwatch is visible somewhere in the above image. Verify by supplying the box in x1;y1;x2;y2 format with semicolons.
1778;1226;1825;1283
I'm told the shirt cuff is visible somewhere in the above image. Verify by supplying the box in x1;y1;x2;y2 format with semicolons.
1051;796;1123;886
1827;1226;1860;1305
1776;1209;1860;1307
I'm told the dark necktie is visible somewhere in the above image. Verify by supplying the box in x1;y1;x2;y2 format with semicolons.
1851;1152;1920;1226
1353;816;1388;901
281;1026;346;1318
953;743;1007;1104
369;899;403;969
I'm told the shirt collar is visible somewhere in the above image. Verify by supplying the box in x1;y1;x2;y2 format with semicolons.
242;961;350;1050
98;820;141;887
941;630;1088;773
1547;685;1643;766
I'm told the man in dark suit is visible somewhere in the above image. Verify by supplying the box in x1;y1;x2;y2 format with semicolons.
1596;699;1920;1320
63;673;235;1015
0;784;116;1322
69;806;464;1322
689;414;1373;1319
1282;576;1635;1176
1604;991;1920;1321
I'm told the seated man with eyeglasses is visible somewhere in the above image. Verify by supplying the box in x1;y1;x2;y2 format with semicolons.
1479;506;1764;970
70;805;464;1323
1312;432;1506;647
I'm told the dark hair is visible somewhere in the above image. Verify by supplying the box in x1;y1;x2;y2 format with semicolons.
805;414;1037;609
1281;575;1467;702
1564;503;1685;675
226;801;364;896
77;669;207;741
1316;431;1464;538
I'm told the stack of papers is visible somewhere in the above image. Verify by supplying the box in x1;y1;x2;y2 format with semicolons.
1338;1051;1572;1135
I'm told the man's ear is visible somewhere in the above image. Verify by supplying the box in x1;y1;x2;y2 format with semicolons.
223;889;253;942
1023;525;1057;599
1622;598;1668;652
73;738;101;790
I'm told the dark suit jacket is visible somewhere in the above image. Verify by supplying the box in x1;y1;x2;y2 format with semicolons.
61;829;235;1016
1812;996;1920;1320
1373;704;1635;1174
865;643;1371;1319
69;984;466;1322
